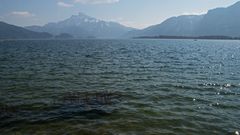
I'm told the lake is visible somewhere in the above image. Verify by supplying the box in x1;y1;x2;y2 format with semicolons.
0;39;239;135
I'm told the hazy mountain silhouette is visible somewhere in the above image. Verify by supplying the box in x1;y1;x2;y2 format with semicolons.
26;13;135;38
195;1;240;36
0;21;52;39
125;15;203;37
125;1;240;38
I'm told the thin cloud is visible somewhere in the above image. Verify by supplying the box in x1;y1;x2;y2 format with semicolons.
11;11;35;17
58;2;74;8
74;0;119;4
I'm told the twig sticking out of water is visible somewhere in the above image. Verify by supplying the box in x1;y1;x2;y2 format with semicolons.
58;91;121;106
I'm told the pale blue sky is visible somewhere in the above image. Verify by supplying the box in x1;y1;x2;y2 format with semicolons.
0;0;239;29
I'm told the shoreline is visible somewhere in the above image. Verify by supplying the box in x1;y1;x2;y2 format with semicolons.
135;35;240;41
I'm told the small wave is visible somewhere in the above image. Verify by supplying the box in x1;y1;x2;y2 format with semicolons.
199;83;239;88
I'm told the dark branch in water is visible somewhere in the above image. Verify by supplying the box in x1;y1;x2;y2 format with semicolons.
55;91;121;106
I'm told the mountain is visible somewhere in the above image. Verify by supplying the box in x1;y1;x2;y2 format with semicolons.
26;13;135;38
195;1;240;36
0;22;52;39
126;1;240;38
125;15;203;37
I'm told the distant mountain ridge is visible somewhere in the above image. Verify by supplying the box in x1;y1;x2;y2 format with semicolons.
125;1;240;38
1;1;240;40
26;13;135;38
0;22;52;39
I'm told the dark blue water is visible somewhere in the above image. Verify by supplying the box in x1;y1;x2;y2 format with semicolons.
0;39;239;135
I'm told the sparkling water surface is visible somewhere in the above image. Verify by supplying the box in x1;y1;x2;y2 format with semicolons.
0;39;240;135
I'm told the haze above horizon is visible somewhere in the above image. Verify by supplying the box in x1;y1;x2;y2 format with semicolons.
0;0;239;29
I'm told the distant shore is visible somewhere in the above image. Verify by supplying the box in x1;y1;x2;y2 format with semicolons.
1;36;240;41
135;35;240;40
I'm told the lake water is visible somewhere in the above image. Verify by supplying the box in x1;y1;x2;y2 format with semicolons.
0;39;239;135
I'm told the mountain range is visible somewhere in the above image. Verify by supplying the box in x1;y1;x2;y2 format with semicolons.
25;13;135;38
1;1;240;39
126;1;240;38
0;22;52;39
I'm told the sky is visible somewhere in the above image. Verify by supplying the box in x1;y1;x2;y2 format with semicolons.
0;0;239;29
